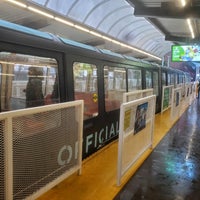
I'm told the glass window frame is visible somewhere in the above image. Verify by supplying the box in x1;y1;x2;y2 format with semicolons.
0;51;59;112
127;68;142;91
73;61;98;120
145;70;153;89
104;65;127;112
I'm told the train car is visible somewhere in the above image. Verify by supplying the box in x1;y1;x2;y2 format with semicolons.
0;19;190;159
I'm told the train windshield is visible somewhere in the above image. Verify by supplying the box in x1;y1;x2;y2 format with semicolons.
0;52;59;112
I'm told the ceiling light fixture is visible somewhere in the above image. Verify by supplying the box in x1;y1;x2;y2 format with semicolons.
5;0;161;61
54;17;74;27
6;0;26;8
187;19;195;39
89;31;102;38
180;0;186;7
28;6;54;19
74;25;90;33
180;1;195;39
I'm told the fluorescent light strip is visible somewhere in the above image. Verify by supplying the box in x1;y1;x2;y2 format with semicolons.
55;17;74;27
74;25;90;33
89;31;102;37
5;0;162;61
187;19;195;39
111;39;121;45
6;0;27;8
181;0;186;7
28;6;54;19
102;36;112;42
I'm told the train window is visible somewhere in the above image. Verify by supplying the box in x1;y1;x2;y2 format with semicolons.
167;74;170;85
104;66;126;112
162;72;167;86
180;74;184;83
153;71;159;96
73;62;98;119
171;74;175;85
168;73;175;86
146;71;152;88
0;52;59;112
127;69;142;91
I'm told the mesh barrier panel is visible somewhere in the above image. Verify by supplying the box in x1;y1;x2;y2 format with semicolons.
122;122;151;169
12;107;79;199
118;95;156;185
171;88;182;122
127;93;142;102
0;120;5;200
124;89;153;103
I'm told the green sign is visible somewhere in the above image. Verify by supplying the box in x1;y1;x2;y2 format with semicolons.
171;45;200;62
163;88;169;110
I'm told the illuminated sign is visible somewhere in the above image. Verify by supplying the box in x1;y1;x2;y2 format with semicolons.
171;45;200;62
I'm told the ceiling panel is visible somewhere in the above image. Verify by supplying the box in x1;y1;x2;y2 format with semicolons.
3;0;197;62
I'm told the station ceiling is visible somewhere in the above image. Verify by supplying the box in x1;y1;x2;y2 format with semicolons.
0;0;200;63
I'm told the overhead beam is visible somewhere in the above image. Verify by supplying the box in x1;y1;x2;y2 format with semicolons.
165;35;200;44
134;6;200;19
84;39;105;46
114;49;133;54
125;0;143;8
147;18;169;36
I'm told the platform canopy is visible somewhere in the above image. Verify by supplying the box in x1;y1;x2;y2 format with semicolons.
0;0;199;63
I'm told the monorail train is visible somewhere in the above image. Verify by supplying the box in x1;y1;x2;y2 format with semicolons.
0;19;191;159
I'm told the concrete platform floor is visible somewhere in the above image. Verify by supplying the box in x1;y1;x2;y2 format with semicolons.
38;100;196;200
114;100;200;200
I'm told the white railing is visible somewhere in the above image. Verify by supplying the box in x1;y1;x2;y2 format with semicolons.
117;95;156;186
0;100;83;200
123;89;153;103
170;87;182;121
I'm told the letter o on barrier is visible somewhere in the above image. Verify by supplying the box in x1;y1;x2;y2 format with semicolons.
57;145;73;166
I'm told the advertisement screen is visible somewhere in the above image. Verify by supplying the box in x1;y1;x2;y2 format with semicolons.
171;45;200;62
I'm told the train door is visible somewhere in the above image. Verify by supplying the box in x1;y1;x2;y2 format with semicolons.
145;69;160;113
70;55;126;158
0;51;62;112
70;55;102;159
104;65;126;112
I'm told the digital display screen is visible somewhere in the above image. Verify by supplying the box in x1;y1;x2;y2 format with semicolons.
171;45;200;62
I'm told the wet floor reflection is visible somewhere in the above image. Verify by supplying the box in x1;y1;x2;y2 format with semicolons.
114;100;200;200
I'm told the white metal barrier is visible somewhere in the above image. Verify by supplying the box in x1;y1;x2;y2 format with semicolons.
171;87;182;121
184;83;192;107
123;89;153;103
117;95;156;186
0;100;83;200
190;82;196;104
161;85;173;113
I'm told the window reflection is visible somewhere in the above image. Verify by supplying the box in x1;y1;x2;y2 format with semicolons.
0;52;59;112
73;62;98;119
146;71;152;89
128;69;142;91
104;66;126;112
